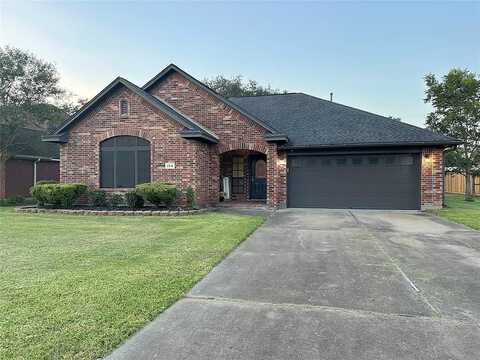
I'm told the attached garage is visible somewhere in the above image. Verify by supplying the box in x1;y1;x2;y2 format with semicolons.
287;153;421;210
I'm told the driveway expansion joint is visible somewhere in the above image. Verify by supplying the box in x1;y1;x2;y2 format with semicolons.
348;210;442;317
184;295;469;325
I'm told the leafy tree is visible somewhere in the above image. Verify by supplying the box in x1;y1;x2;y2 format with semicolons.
0;46;81;197
388;116;402;121
424;69;480;200
204;75;287;98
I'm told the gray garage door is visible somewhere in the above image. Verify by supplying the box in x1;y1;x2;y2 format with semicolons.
288;153;421;209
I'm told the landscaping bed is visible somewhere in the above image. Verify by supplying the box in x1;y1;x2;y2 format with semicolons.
16;205;211;216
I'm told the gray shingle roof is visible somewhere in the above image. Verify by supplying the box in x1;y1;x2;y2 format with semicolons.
229;93;460;148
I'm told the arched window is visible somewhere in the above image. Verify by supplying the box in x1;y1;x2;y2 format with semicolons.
100;136;150;188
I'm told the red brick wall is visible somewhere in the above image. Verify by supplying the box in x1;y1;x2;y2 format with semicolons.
148;72;287;208
421;147;444;209
60;85;210;206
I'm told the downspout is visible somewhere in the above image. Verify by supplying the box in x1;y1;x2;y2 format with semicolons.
34;158;41;185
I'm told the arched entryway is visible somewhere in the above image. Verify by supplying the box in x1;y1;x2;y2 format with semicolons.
219;149;267;203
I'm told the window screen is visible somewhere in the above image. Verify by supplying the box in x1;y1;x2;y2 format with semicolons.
100;136;150;188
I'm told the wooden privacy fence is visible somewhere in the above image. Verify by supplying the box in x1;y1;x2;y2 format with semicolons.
445;173;480;194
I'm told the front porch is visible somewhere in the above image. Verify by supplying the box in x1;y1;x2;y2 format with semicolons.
219;150;267;204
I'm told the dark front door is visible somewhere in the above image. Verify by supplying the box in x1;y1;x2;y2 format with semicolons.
249;155;267;200
287;153;421;210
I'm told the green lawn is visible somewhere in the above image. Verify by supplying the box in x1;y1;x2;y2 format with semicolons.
430;193;480;230
0;208;263;360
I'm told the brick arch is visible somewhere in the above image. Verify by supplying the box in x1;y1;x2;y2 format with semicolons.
217;142;268;155
95;128;153;143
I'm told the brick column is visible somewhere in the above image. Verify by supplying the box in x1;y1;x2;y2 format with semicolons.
421;147;444;209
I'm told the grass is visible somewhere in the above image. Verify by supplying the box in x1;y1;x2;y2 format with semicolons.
429;193;480;230
0;208;264;360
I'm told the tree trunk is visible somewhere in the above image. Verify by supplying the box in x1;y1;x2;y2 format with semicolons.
0;156;6;199
465;169;473;200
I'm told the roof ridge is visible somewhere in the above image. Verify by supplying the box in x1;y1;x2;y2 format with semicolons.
229;92;300;99
298;92;457;140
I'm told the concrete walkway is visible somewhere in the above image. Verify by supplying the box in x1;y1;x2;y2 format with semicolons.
106;209;480;360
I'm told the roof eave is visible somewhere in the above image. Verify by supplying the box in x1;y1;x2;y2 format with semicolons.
280;140;463;150
180;130;219;144
264;134;288;143
13;154;60;161
42;133;69;144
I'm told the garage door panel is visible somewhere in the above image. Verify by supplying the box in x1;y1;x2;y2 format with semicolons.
288;154;420;210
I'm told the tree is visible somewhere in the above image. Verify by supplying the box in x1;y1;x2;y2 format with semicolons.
424;69;480;200
388;116;402;121
0;46;80;196
204;75;287;98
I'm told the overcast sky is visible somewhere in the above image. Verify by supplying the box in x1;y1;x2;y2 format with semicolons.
1;1;478;127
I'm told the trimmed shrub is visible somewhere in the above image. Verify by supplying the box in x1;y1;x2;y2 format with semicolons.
125;190;144;209
0;195;25;206
88;189;107;207
31;183;87;208
186;186;195;209
135;182;177;208
109;193;124;208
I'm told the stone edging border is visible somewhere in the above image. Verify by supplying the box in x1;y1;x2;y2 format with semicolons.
15;206;214;216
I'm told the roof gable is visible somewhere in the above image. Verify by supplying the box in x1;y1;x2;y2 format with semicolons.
45;77;218;144
142;64;282;135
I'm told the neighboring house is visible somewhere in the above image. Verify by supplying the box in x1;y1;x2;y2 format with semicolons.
43;64;460;210
1;128;60;199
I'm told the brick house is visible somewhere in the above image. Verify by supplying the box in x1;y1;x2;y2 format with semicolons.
44;64;460;210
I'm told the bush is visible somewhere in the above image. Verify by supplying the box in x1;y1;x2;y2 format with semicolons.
0;195;25;206
31;183;87;208
109;193;124;208
186;186;195;209
88;190;107;207
135;182;177;208
125;190;144;209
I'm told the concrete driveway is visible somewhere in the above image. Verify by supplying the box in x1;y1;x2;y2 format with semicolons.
106;209;480;360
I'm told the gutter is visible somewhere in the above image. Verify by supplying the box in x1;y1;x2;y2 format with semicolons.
13;155;60;162
279;140;463;151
